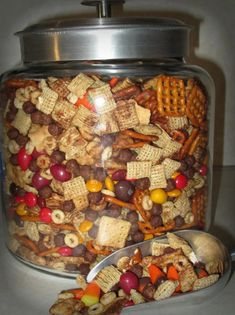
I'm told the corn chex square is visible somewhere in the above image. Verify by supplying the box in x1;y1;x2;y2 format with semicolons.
48;79;70;98
36;87;58;114
114;100;140;131
72;105;99;131
94;111;119;135
67;73;94;98
135;103;151;125
151;241;171;256
62;176;88;200
193;274;219;291
111;77;133;93
88;84;116;115
52;100;77;129
162;158;181;178
126;161;152;179
137;144;162;163
174;192;191;217
11;110;31;136
153;125;172;148
95;265;122;293
59;127;87;159
162;140;182;158
73;195;89;212
161;202;180;225
150;164;167;189
168;116;188;131
96;216;131;249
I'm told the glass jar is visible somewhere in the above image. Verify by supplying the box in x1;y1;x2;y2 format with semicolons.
0;2;214;276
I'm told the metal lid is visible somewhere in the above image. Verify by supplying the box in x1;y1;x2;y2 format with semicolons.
17;2;190;63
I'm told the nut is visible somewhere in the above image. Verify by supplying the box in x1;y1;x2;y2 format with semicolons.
142;195;153;211
51;210;65;224
76;274;87;290
184;211;195;224
64;233;79;248
100;292;117;306
101;189;115;197
117;256;131;271
101;146;112;162
8;140;20;154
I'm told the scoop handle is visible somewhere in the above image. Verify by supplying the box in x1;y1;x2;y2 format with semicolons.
230;250;235;262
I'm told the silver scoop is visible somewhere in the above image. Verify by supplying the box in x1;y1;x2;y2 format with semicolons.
87;230;235;308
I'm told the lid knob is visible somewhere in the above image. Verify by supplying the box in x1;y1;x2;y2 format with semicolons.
81;0;125;18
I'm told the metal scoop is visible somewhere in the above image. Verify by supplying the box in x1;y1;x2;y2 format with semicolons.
87;230;235;307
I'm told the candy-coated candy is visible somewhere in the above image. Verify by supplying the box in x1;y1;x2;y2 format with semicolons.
171;172;180;180
150;189;167;204
79;220;93;232
199;165;208;176
15;195;25;203
111;170;127;181
17;147;32;171
16;202;28;216
50;164;72;182
81;295;99;307
39;207;52;223
115;180;134;202
144;233;153;241
167;189;182;198
123;300;135;307
175;174;188;190
24;192;37;207
57;246;73;256
37;196;46;208
32;172;51;190
119;271;139;294
86;179;103;193
105;176;114;192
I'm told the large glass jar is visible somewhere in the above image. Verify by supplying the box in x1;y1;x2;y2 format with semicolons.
0;5;214;276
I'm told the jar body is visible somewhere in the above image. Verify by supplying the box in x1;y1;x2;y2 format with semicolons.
0;60;214;276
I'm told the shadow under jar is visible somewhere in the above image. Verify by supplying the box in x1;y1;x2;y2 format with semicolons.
0;12;215;276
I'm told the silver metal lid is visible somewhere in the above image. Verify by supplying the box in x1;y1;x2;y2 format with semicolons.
17;16;190;63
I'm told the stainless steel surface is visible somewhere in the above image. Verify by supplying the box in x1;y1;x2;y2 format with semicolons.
81;0;125;18
17;17;190;63
87;230;230;282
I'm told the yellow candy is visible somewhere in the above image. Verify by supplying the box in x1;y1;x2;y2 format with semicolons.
144;233;153;241
16;202;28;216
167;189;182;198
81;295;99;307
86;179;103;192
150;189;167;204
105;176;114;192
171;172;180;180
79;220;93;232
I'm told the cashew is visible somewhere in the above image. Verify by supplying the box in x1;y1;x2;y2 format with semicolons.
31;90;41;105
184;211;195;224
193;174;205;189
101;189;115;197
101;146;112;162
25;141;35;155
141;195;153;211
8;140;20;154
100;292;117;306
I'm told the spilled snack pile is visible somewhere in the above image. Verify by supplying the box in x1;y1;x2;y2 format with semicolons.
2;74;208;273
49;233;221;315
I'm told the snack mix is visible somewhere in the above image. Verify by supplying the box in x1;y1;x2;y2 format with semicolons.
49;233;221;315
1;74;209;273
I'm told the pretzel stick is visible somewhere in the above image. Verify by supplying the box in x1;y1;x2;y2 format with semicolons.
179;128;199;159
21;215;41;222
104;195;136;210
86;240;111;256
38;247;60;257
14;234;39;254
171;130;186;144
138;221;175;235
5;79;37;88
189;134;201;155
133;190;151;222
121;130;158;142
113;141;149;149
50;223;77;231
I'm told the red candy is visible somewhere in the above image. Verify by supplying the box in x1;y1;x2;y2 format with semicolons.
50;164;72;182
17;147;32;171
24;192;37;207
32;172;51;190
37;196;46;208
175;174;188;189
39;207;52;223
119;271;139;294
111;170;127;181
123;300;135;308
199;165;208;176
15;195;25;203
58;246;73;257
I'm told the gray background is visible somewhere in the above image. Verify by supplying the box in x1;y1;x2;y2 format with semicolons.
0;0;234;166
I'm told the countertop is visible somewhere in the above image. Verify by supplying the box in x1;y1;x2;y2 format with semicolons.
0;166;235;315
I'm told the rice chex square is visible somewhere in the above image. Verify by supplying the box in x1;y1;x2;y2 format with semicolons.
137;144;162;163
162;140;182;158
36;87;58;115
150;164;167;189
88;84;116;115
62;176;88;200
67;73;94;98
162;158;181;178
52;100;77;129
114;100;140;131
72;105;99;131
126;161;152;179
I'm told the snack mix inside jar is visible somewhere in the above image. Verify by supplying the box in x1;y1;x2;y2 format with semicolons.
0;0;214;276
